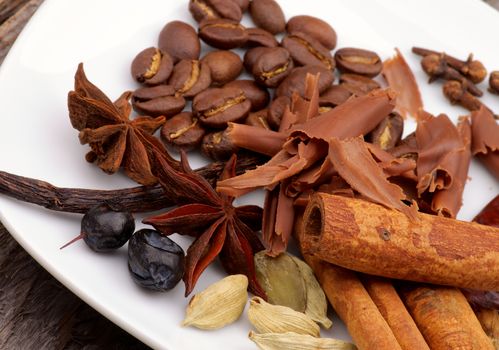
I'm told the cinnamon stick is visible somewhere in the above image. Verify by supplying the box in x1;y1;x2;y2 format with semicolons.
362;276;429;350
305;257;402;350
401;285;494;349
475;308;499;349
295;215;402;350
300;193;499;291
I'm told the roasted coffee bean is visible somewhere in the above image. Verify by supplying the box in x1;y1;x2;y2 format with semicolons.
268;95;290;130
199;18;248;49
249;0;286;34
339;73;380;96
286;15;337;50
189;0;242;23
158;21;200;62
244;47;273;72
233;0;249;12
168;59;212;98
193;86;251;127
252;47;294;88
276;65;334;98
202;50;243;86
160;112;205;150
131;47;173;86
132;85;186;117
225;80;270;111
246;27;278;48
201;130;238;160
335;48;382;77
246;109;270;129
490;71;499;94
319;85;352;109
369;112;404;150
282;32;335;70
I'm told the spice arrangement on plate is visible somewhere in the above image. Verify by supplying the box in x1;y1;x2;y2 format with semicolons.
0;0;498;349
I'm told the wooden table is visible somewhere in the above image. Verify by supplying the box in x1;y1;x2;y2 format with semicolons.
0;0;498;349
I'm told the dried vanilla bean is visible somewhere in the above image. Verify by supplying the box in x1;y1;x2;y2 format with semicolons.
0;154;263;214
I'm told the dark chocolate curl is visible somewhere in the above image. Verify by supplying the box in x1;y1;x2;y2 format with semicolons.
470;106;499;180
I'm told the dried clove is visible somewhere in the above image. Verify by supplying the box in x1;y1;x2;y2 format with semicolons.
490;71;499;95
421;54;483;97
413;47;487;84
443;80;482;111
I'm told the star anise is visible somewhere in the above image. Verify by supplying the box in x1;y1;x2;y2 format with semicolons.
143;151;266;298
68;63;167;185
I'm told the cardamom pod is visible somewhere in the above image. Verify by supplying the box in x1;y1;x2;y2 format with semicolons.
254;251;307;312
291;255;333;329
248;296;320;337
249;331;357;350
182;274;248;330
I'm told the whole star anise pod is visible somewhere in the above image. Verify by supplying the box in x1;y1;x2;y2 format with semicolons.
143;151;266;297
68;63;167;185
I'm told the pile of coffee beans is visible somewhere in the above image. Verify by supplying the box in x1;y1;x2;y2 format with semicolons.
129;0;385;160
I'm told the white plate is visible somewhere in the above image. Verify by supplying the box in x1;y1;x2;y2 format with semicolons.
0;0;498;348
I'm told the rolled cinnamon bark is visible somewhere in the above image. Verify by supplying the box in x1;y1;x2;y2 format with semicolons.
295;215;402;350
401;285;494;350
300;193;499;290
362;276;429;350
475;308;499;349
304;257;402;350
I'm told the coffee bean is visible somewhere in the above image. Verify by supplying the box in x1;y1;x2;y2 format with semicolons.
193;86;251;127
335;48;382;77
199;18;248;49
246;109;271;129
339;73;380;96
369;112;404;150
246;28;278;48
286;15;337;50
201;130;238;160
244;47;273;72
268;95;290;130
232;0;249;12
276;65;334;98
168;59;212;98
202;50;243;86
319;85;352;108
158;21;200;63
161;112;205;150
252;47;294;88
249;0;286;34
225;80;270;111
189;0;242;23
131;47;173;86
282;32;335;70
132;85;186;117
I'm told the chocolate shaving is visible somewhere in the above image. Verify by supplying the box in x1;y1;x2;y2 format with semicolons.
226;122;286;157
416;114;464;196
382;48;424;119
470;106;499;179
328;137;417;219
431;118;472;218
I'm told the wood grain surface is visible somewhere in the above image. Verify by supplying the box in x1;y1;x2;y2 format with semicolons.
0;1;497;349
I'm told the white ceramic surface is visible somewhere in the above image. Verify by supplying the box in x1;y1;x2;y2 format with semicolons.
0;0;498;348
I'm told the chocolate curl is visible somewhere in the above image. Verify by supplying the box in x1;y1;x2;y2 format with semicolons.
289;88;396;141
471;106;499;180
382;48;424;119
225;123;286;157
430;118;472;218
328;137;417;219
416;114;464;196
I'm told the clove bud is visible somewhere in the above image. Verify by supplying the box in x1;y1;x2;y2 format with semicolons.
489;71;499;95
413;47;487;84
443;80;482;111
421;54;483;97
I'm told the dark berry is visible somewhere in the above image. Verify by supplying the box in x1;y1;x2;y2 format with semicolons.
128;229;185;291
